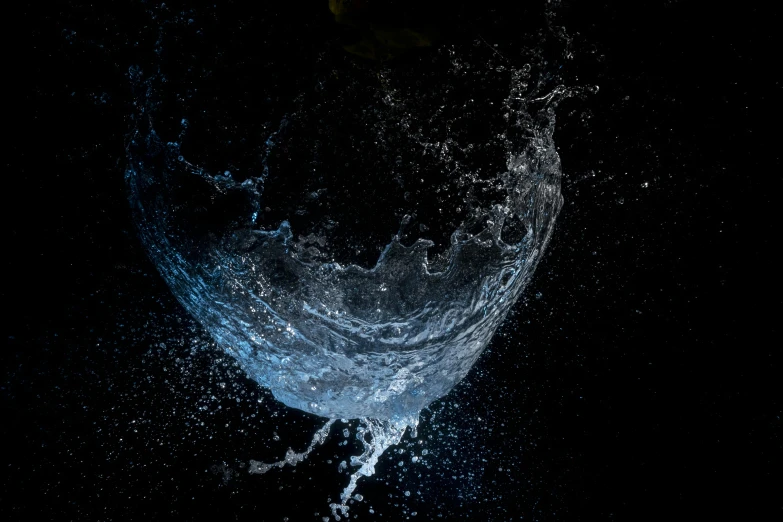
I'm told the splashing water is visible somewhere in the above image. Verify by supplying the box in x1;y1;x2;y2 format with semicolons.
126;40;568;509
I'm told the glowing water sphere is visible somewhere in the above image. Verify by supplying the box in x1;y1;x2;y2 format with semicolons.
126;67;563;510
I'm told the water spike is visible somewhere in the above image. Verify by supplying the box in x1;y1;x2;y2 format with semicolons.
248;419;335;476
329;417;410;518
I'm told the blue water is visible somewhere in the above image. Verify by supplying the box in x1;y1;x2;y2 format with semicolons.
126;59;565;509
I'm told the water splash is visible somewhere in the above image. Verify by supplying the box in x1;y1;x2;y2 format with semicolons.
126;38;568;510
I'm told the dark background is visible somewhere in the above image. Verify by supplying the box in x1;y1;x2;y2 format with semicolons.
3;1;780;520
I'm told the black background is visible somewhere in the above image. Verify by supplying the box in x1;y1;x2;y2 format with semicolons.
3;1;780;520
